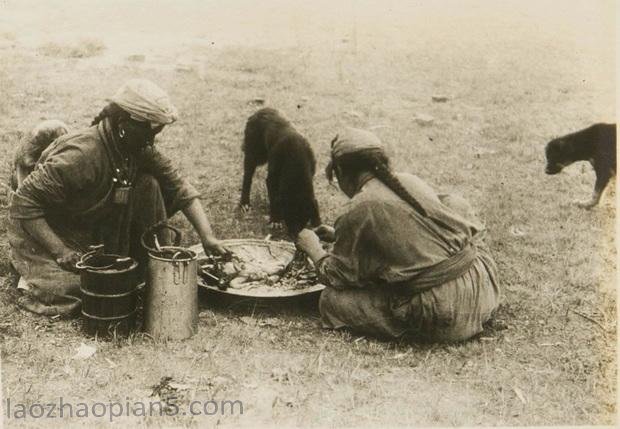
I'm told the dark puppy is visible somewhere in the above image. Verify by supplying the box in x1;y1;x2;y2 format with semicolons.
240;108;321;236
545;123;616;208
10;119;69;190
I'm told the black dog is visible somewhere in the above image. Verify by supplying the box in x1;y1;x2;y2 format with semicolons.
240;108;321;235
545;123;616;208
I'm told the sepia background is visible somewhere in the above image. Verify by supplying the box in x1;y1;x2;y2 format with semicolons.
0;0;616;427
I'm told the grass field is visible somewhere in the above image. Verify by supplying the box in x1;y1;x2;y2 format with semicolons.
0;0;616;427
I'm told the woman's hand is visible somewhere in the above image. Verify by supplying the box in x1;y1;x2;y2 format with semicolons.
182;199;230;255
54;248;82;273
21;218;82;273
312;224;335;242
296;229;327;264
201;237;230;257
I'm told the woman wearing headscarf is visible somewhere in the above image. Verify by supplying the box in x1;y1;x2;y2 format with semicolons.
8;79;227;316
296;128;500;342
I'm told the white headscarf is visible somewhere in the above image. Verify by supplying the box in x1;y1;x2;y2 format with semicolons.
331;127;386;159
109;79;178;125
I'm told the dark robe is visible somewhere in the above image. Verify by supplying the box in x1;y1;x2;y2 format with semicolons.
316;174;500;342
8;118;200;316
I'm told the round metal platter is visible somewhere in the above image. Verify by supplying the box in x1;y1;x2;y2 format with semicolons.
190;239;325;300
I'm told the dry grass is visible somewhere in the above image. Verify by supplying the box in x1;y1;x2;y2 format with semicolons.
0;1;616;427
37;39;106;59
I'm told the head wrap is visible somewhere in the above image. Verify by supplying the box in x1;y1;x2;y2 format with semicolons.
325;127;387;182
331;127;386;159
109;79;178;125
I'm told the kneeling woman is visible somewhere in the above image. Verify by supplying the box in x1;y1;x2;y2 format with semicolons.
8;79;227;316
296;128;500;342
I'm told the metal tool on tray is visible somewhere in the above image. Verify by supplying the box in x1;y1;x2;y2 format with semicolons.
198;252;235;291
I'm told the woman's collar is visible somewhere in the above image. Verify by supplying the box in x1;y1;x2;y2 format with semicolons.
355;171;376;194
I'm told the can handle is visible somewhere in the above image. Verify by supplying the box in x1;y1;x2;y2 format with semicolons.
172;261;189;285
75;244;105;270
173;263;180;285
141;222;182;252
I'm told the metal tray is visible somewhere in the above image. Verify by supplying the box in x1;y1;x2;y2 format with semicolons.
190;239;325;301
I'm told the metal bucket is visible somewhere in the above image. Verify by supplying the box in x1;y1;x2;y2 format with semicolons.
142;224;198;340
77;245;139;338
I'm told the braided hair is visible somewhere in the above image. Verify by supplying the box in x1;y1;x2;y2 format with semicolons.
330;149;429;217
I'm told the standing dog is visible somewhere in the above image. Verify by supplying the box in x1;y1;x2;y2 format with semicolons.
240;108;321;236
545;123;616;208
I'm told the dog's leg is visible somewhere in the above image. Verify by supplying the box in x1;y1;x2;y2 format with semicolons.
309;198;321;227
576;169;612;209
240;155;257;211
266;172;283;225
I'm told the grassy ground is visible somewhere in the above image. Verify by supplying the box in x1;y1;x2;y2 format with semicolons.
0;0;616;427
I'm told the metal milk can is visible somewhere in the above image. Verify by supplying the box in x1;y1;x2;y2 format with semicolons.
142;224;198;340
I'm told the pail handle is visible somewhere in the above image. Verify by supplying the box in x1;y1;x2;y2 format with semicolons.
171;251;192;285
141;222;183;253
75;244;134;271
75;244;104;270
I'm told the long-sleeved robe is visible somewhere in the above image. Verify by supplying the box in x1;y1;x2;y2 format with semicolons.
315;173;500;342
8;118;200;316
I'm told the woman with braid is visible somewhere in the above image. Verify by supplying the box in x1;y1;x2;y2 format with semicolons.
8;79;227;316
296;128;500;342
